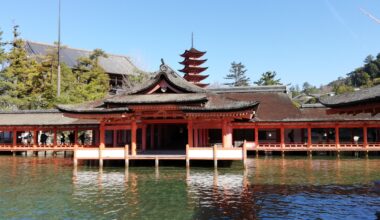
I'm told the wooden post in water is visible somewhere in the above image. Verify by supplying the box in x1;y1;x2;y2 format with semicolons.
307;126;312;158
124;144;129;168
213;144;217;168
73;143;78;166
243;140;247;169
185;144;190;168
155;156;159;168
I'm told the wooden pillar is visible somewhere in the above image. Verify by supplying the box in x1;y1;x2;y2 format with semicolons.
213;144;218;168
242;140;247;169
73;144;78;166
33;129;38;147
280;126;285;157
124;144;129;167
131;119;137;156
74;127;79;145
363;125;368;149
99;122;105;149
187;120;193;148
222;119;232;148
185;144;190;168
150;124;154;150
206;129;209;147
12;128;17;149
255;127;259;147
194;128;198;147
142;125;147;151
335;126;340;149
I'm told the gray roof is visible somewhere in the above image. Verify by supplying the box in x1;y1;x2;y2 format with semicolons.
105;93;208;104
25;41;139;75
320;85;380;107
209;85;287;93
0;110;99;126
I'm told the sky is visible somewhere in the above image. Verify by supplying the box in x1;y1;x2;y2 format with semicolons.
0;0;379;87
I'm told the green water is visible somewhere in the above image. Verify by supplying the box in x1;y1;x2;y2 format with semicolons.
0;156;379;219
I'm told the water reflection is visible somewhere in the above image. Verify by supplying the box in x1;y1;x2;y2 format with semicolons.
0;156;380;219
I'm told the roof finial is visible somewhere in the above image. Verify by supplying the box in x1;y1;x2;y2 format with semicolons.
191;32;194;48
161;58;165;65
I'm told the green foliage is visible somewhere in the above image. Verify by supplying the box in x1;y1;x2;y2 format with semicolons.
0;25;110;110
224;62;250;87
254;71;281;86
302;82;319;95
333;84;355;95
344;53;380;88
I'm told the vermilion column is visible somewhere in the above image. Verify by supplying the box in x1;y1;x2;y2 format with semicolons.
363;125;368;148
33;129;38;147
187;120;193;148
255;127;259;147
222;119;232;148
335;126;340;148
12;128;17;148
131;120;137;155
280;126;285;149
99;122;105;149
307;126;312;148
74;127;78;145
53;128;57;147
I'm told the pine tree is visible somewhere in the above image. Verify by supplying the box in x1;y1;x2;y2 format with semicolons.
254;71;281;86
224;62;250;87
0;25;41;110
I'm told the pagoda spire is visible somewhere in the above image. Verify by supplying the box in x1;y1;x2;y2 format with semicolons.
179;33;209;88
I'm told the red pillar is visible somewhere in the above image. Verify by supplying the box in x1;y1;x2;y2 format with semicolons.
335;126;340;148
33;129;38;147
99;122;105;149
280;126;285;149
307;126;312;148
74;127;78;145
12;128;17;148
363;125;368;148
131;120;137;155
255;127;259;147
222;119;232;148
187;120;193;148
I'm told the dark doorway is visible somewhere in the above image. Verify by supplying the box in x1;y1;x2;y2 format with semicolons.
147;124;188;150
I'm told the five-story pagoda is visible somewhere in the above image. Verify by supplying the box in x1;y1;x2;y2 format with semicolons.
179;37;209;88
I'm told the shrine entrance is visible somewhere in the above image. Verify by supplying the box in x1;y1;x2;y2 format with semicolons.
146;124;188;151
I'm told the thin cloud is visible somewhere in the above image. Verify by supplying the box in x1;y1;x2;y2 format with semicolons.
360;8;380;24
324;0;358;39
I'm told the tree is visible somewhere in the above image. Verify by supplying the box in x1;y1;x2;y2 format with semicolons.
333;84;354;95
71;49;110;101
0;29;6;70
254;71;281;86
0;25;42;110
302;82;319;95
289;84;301;97
224;62;250;87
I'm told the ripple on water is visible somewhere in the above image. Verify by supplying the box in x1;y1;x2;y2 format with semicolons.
0;156;379;219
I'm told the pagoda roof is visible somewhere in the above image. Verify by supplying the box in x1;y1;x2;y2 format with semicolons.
184;74;209;82
179;59;207;66
180;48;206;58
320;85;380;107
179;66;208;74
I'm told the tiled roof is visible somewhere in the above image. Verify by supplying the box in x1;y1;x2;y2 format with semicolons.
0;110;98;126
320;85;380;107
105;93;208;104
25;41;140;75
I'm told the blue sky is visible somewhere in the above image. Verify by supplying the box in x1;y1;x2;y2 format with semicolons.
0;0;379;87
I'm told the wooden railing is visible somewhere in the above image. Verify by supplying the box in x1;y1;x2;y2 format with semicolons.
243;142;380;151
0;144;96;150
